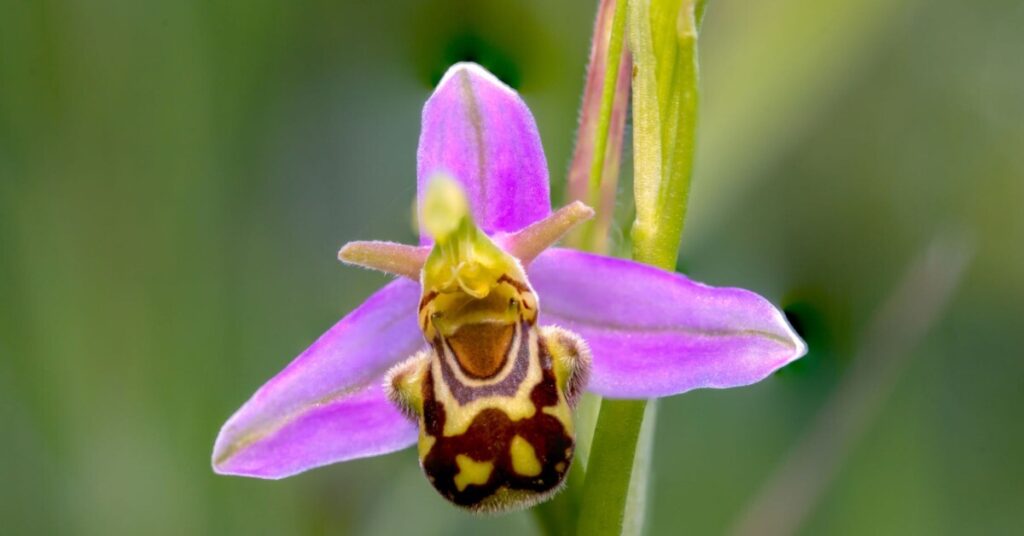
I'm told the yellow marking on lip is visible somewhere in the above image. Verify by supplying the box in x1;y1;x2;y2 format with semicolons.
509;435;542;477
454;454;494;492
432;328;544;437
418;427;436;460
440;394;538;438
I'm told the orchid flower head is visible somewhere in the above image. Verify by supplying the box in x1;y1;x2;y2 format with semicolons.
212;62;806;513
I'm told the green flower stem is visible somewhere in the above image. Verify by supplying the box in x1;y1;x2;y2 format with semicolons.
576;1;705;534
565;0;630;253
622;401;658;534
630;0;702;268
586;0;628;209
535;2;630;533
533;459;585;536
576;399;648;536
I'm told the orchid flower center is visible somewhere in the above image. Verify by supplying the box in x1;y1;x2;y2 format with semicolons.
419;175;538;343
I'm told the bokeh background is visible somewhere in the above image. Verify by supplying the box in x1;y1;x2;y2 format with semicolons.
2;0;1022;534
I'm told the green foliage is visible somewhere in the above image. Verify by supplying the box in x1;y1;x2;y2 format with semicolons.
1;0;1023;534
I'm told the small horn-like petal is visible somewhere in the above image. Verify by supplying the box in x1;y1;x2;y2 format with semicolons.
530;248;806;398
418;63;551;243
212;279;424;478
497;201;595;264
338;241;429;280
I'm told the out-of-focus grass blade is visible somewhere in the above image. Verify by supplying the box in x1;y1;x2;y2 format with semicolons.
686;0;919;244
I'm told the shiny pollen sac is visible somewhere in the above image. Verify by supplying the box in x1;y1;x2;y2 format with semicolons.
385;176;591;512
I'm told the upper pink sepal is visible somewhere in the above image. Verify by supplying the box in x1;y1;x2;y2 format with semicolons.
417;63;551;243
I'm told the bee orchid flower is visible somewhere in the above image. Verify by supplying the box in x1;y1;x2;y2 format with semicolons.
212;63;806;512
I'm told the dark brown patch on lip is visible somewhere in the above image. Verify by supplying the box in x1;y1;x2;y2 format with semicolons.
421;336;573;510
497;274;531;294
498;274;536;317
446;322;514;379
419;291;439;312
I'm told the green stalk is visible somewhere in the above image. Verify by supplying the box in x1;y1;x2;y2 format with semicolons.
576;400;648;535
576;1;705;534
630;0;702;268
534;1;630;533
532;460;585;536
565;0;631;253
584;0;628;212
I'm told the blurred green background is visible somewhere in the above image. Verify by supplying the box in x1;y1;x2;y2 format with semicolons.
2;0;1022;534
